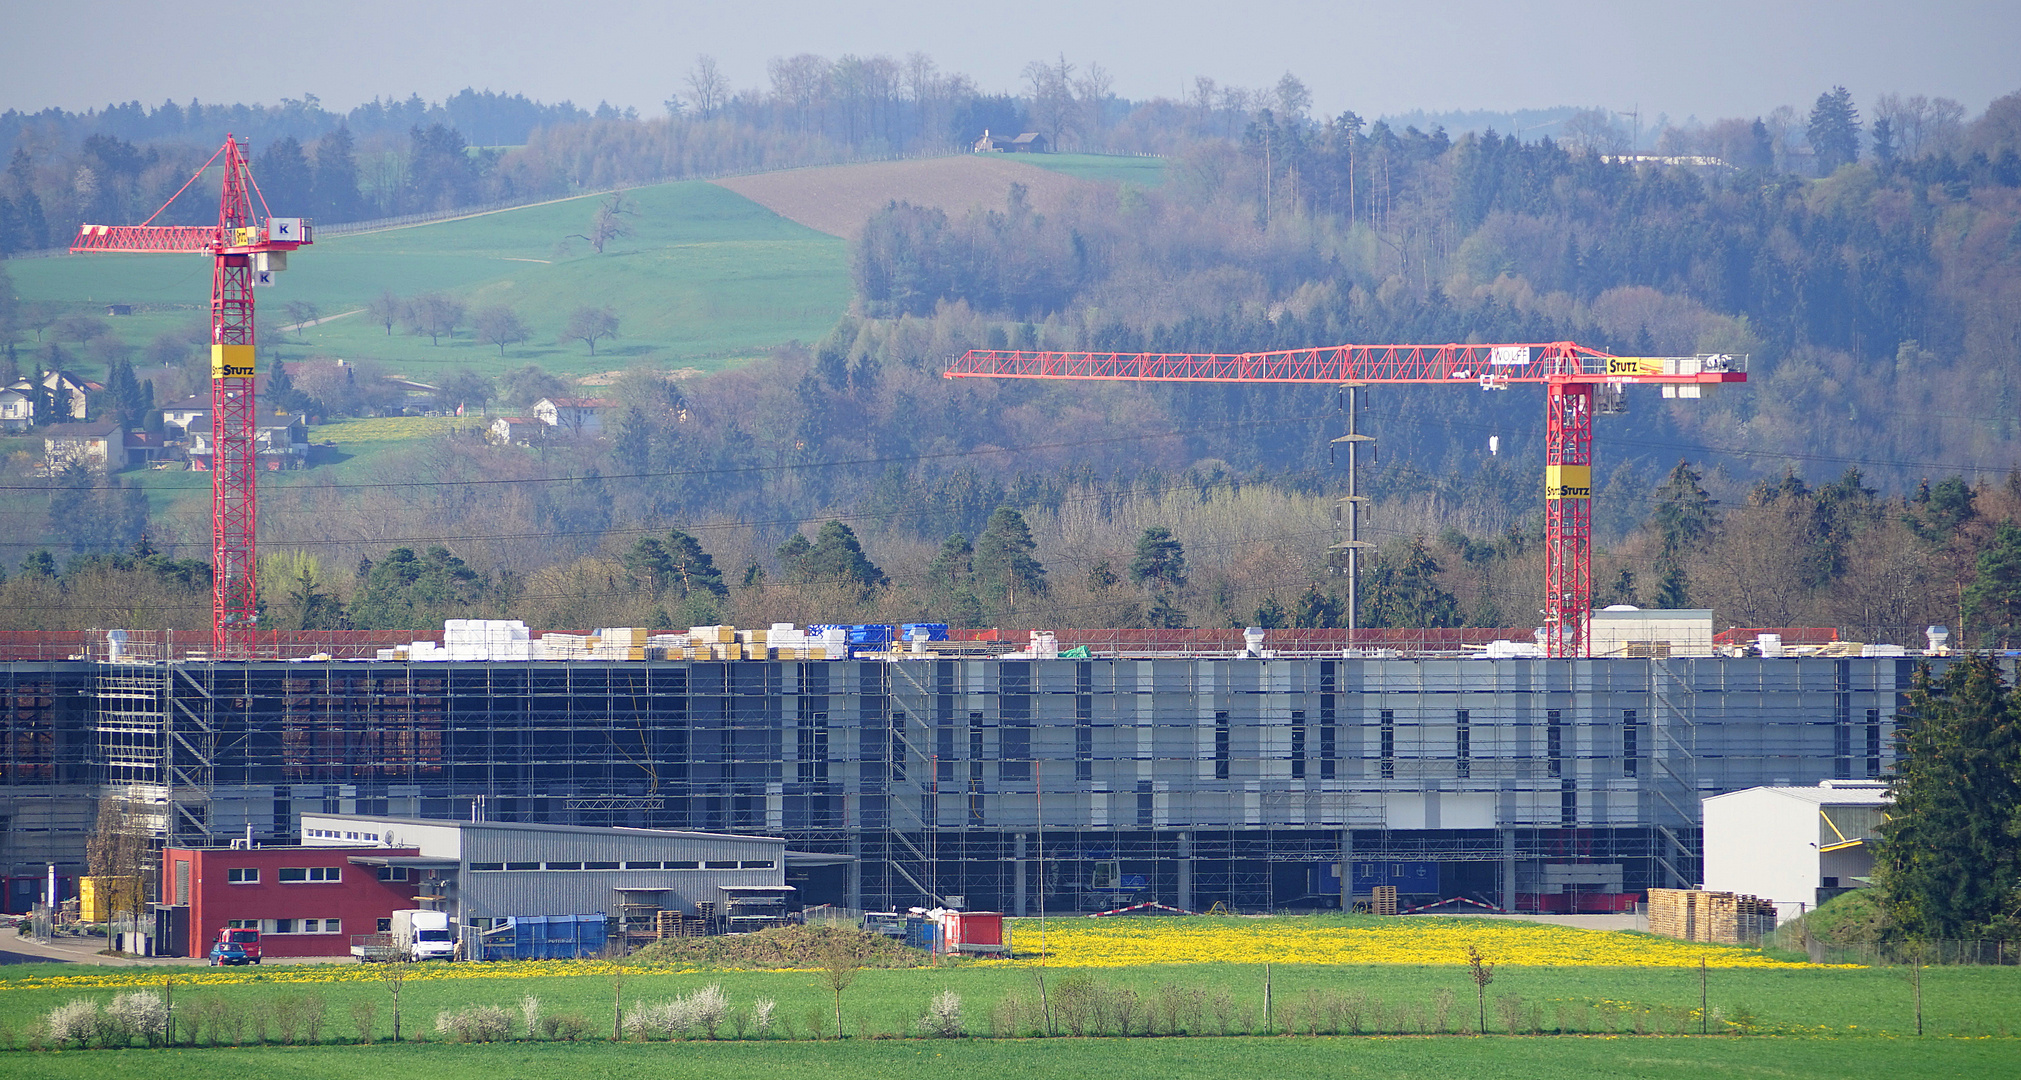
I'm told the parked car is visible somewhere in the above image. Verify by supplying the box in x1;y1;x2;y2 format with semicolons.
208;942;250;966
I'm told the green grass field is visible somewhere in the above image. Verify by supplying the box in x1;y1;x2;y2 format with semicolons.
1022;153;1169;187
8;180;853;382
2;1035;2013;1080
0;955;2013;1078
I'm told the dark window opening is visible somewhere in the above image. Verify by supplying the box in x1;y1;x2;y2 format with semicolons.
1623;709;1639;778
1291;710;1307;779
1865;709;1883;778
1456;709;1470;779
1214;711;1231;780
1379;710;1395;780
1547;709;1563;778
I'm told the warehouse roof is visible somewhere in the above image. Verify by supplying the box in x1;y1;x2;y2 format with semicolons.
309;814;786;845
1704;782;1891;807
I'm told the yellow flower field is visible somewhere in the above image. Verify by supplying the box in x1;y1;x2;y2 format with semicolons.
991;916;1827;969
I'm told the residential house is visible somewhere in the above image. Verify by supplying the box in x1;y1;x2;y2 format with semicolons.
159;395;209;438
124;430;169;467
186;416;310;470
42;420;128;472
257;417;309;470
3;371;95;427
532;397;611;437
972;129;1049;153
40;371;94;421
0;386;31;432
489;416;542;446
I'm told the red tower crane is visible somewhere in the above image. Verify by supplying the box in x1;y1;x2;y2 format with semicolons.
71;136;312;658
944;342;1745;656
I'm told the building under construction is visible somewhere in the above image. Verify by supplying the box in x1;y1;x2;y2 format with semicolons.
0;627;1969;916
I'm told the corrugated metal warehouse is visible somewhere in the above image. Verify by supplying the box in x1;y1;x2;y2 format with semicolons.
298;813;792;931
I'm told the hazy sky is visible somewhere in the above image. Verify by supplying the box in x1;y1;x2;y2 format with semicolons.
5;1;2017;125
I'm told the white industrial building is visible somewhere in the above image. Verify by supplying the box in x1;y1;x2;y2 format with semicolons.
1701;781;1890;922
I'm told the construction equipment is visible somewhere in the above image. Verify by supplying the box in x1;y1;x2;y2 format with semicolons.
943;342;1745;656
71;136;313;658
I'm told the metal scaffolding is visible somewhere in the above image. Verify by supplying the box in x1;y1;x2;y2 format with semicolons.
0;652;1963;915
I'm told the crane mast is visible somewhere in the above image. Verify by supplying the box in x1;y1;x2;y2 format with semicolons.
72;135;312;658
945;342;1745;656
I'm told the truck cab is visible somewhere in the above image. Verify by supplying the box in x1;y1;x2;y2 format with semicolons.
216;927;261;964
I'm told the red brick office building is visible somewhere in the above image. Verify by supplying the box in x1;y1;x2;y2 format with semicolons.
161;844;422;958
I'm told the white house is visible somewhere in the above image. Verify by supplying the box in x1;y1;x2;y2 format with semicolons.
159;395;209;438
42;419;129;471
4;371;95;429
1702;781;1890;922
489;416;542;446
532;397;611;437
0;386;32;432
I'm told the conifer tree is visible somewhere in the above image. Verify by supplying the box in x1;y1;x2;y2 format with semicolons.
1877;656;2021;939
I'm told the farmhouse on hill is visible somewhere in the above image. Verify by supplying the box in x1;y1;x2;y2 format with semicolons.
534;396;612;437
973;129;1049;153
489;416;542;446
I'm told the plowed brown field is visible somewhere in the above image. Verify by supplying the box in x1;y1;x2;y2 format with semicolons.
713;155;1097;239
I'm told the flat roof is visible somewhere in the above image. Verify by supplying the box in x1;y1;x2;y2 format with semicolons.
302;813;787;845
1704;783;1891;806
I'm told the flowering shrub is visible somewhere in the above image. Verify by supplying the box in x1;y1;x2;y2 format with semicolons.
434;1005;511;1043
106;991;167;1046
918;989;964;1037
45;1000;99;1048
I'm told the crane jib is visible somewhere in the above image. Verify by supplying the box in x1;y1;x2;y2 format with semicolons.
942;344;1746;658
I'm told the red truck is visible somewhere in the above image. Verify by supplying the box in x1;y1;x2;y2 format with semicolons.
212;927;262;964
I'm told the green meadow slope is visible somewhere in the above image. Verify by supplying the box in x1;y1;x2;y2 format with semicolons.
9;180;853;381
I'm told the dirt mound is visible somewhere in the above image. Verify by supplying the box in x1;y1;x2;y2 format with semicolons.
714;156;1096;239
630;923;933;969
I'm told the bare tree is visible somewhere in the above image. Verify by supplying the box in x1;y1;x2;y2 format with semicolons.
85;794;150;947
281;300;321;339
905;52;940;145
1562;108;1630;155
1465;944;1494;1034
568;191;636;255
474;305;531;357
1873;93;1969;159
367;291;405;336
1075;62;1115;145
1274;72;1312;120
769;54;833;131
563;306;620;356
375;960;409;1042
1024;55;1078;148
404;293;465;345
685;55;729;119
817;930;874;1039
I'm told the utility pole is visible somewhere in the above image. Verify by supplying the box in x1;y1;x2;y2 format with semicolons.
1330;384;1375;643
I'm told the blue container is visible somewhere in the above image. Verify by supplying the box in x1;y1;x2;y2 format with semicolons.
487;913;609;960
903;918;940;952
902;623;950;642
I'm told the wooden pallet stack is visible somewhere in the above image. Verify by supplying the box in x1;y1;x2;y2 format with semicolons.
654;910;705;938
1647;887;1776;944
1371;885;1399;916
